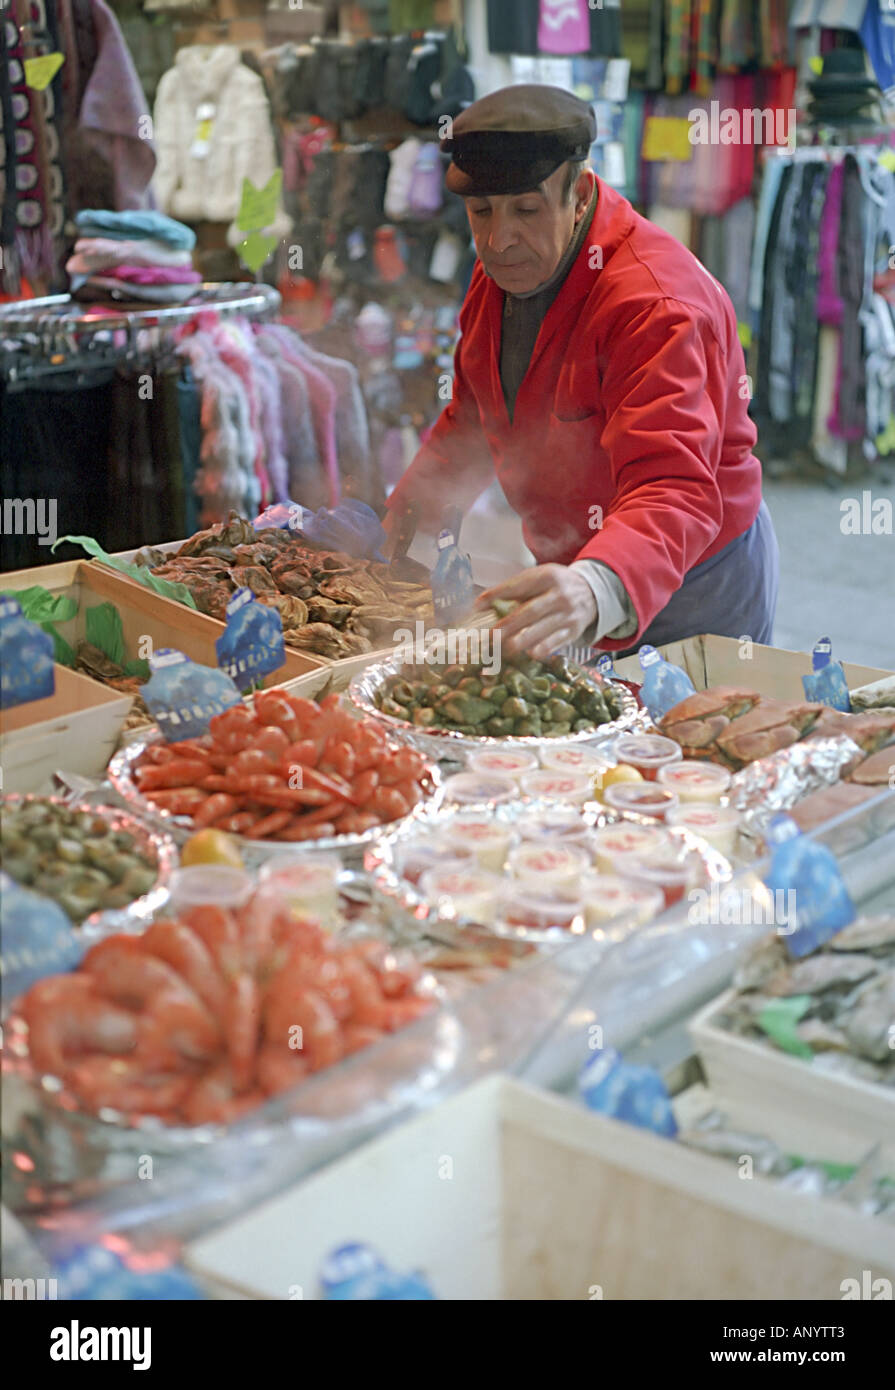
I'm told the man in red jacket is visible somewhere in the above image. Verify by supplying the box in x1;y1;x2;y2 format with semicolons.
386;85;779;658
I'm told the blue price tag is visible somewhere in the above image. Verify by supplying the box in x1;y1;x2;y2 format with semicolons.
216;588;285;693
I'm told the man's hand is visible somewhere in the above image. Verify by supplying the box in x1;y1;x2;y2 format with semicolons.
476;564;598;660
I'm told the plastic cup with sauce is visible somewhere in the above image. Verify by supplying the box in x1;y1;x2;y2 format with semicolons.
498;886;585;934
467;748;540;784
591;822;670;873
611;844;699;908
520;770;594;804
507;841;590;892
538;745;612;776
395;838;476;887
666;802;741;856
516;807;595;849
418;866;503;924
602;782;680;820
258;853;342;926
657;760;731;803
448;815;516;872
168;865;254;913
441;772;518;806
614;733;683;781
578;871;664;929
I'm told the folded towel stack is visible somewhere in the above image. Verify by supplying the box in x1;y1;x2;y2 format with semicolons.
68;209;202;305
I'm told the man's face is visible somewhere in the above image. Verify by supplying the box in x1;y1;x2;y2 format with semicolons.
466;166;593;295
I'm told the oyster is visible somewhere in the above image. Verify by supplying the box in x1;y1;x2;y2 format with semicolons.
841;971;895;1062
733;934;790;991
764;953;879;997
142;513;434;659
829;915;895;952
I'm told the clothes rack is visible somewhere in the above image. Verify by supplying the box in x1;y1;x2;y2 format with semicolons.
0;283;281;391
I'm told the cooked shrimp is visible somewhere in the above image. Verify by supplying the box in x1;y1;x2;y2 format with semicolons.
66;1056;192;1117
141;920;229;1022
281;951;352;1022
255;1044;311;1097
21;976;139;1076
338;954;392;1030
136;986;223;1068
180;1063;265;1126
263;978;344;1071
341;1022;386;1056
80;938;183;1010
348;942;423;998
224;973;262;1093
180;905;243;980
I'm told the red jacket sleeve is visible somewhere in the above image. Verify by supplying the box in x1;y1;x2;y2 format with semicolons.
574;297;728;646
385;328;496;534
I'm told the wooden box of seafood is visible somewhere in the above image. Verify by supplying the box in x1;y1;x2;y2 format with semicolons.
689;917;895;1167
0;664;132;794
0;558;323;742
106;511;436;664
185;1075;895;1300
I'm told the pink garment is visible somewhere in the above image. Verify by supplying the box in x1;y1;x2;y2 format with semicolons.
177;331;256;525
79;276;196;303
206;319;272;505
103;264;202;285
251;347;290;504
257;323;340;508
77;0;157;210
538;0;591;55
71;237;193;270
256;333;326;508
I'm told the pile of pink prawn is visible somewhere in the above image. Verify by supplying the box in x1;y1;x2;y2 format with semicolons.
12;898;435;1126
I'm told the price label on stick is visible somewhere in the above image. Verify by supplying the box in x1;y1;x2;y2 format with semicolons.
25;53;64;91
237;171;283;233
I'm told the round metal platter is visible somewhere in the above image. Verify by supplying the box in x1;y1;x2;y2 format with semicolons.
106;733;444;869
365;798;734;947
0;794;177;934
348;657;641;762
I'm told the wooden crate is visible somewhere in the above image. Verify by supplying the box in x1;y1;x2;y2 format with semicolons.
0;664;132;793
0;559;323;687
186;1076;895;1300
614;634;892;699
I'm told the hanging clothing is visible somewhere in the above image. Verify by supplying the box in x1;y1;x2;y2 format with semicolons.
0;376;115;570
538;0;591;56
63;0;157;216
152;46;289;244
2;0;68;290
255;330;327;511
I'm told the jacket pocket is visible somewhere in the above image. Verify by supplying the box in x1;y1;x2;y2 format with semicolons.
545;412;603;481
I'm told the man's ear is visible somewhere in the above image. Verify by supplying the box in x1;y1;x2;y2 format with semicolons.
575;169;595;220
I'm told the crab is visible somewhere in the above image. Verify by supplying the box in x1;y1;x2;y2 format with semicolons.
847;745;895;785
714;699;825;766
658;686;760;751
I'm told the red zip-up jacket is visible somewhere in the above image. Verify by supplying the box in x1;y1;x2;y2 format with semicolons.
387;178;763;649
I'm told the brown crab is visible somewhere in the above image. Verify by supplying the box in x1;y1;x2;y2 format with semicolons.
714;699;825;766
658;686;760;751
848;745;895;785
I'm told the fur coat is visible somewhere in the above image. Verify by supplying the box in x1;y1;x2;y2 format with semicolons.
152;46;290;245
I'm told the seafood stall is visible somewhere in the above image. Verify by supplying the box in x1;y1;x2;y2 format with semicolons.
2;560;895;1301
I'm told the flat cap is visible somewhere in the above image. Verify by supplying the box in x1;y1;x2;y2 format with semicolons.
442;85;596;198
